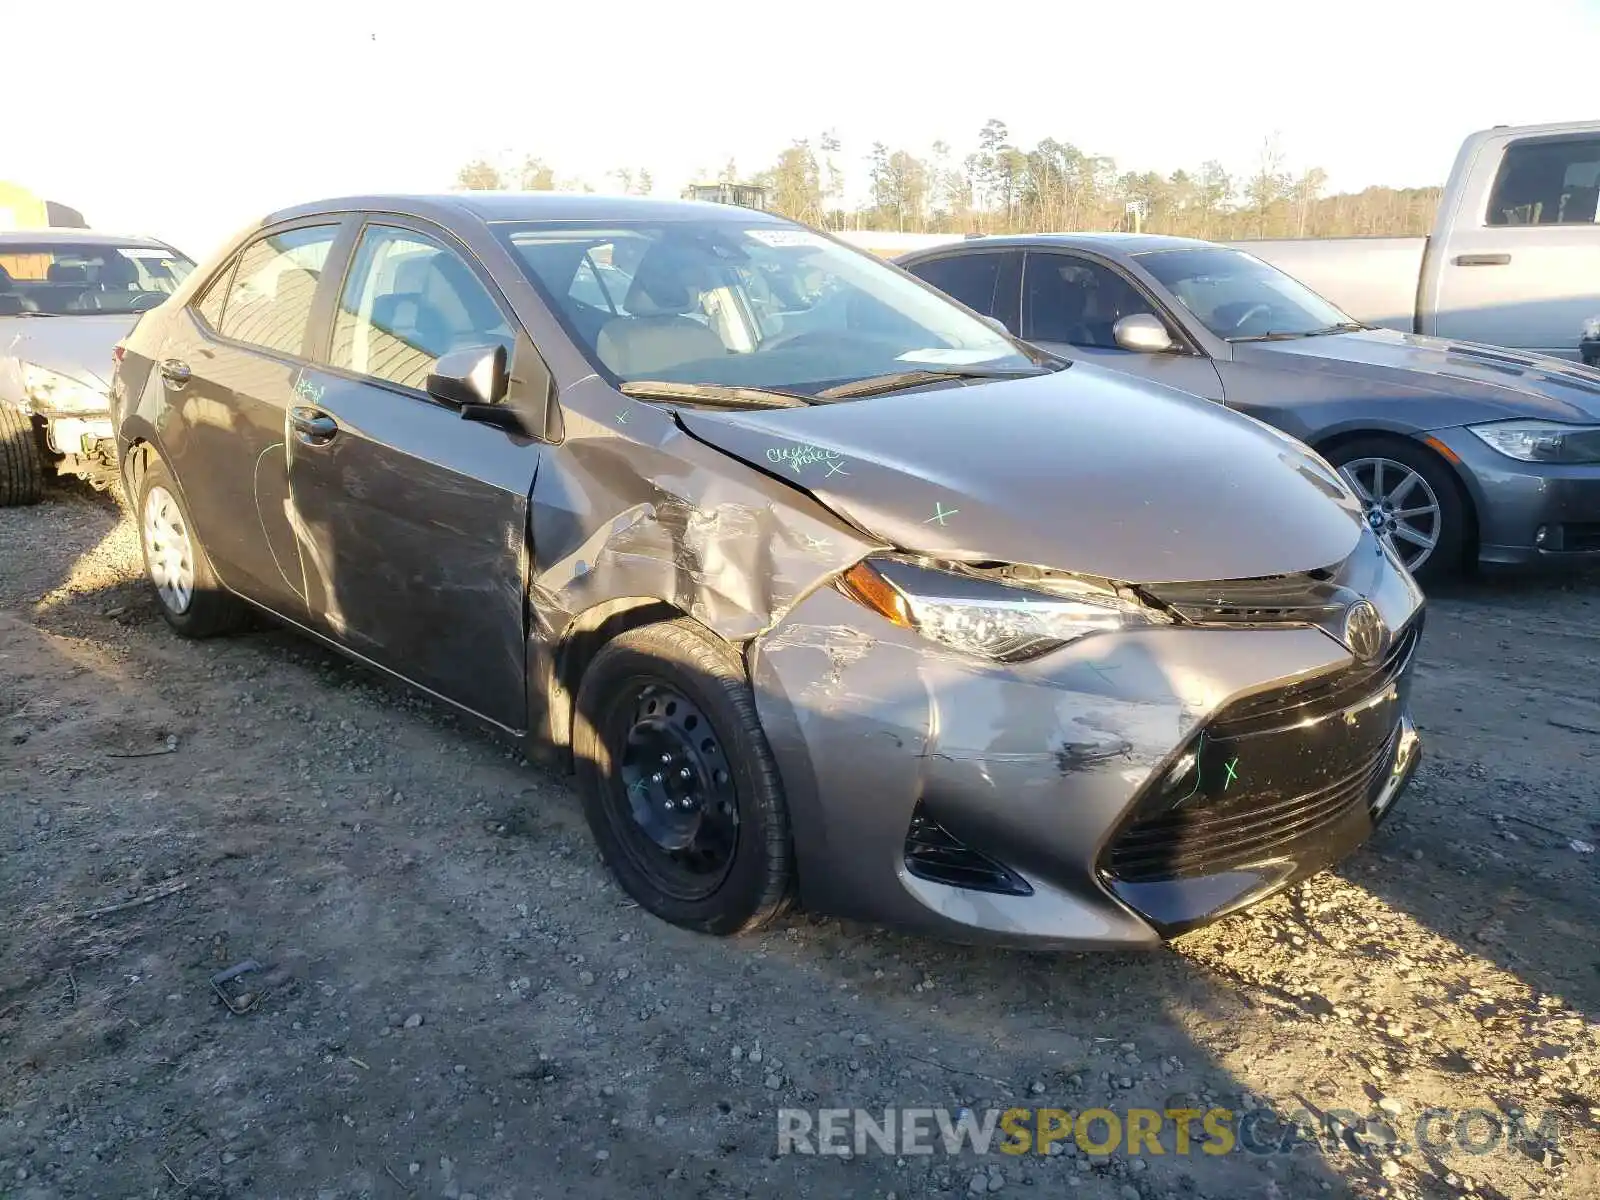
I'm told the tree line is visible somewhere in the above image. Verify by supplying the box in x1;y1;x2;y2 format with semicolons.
456;120;1443;240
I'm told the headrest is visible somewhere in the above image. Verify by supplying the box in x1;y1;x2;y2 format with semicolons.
393;253;437;295
97;254;139;287
623;249;705;317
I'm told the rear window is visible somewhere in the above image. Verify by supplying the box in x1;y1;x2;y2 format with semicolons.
0;243;195;315
1487;137;1600;226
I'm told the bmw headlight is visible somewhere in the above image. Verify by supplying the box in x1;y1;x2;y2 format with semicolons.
23;363;110;415
1468;420;1600;464
837;556;1158;662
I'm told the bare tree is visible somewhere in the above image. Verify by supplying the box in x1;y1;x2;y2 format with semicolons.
456;159;504;191
519;157;556;191
453;123;1442;243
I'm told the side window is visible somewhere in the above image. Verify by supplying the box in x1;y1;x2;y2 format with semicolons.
1022;254;1156;348
1488;138;1600;226
193;261;233;329
331;225;513;391
218;226;339;355
908;252;1003;317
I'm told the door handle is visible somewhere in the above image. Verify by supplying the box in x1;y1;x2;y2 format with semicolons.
289;406;338;445
159;358;191;387
1453;253;1511;266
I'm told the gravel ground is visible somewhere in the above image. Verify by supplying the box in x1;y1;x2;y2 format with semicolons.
2;484;1597;1200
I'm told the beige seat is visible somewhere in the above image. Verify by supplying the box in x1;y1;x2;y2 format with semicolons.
596;253;727;376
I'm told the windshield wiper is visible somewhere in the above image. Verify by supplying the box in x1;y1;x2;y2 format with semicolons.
1231;321;1366;343
818;366;1050;400
620;380;813;409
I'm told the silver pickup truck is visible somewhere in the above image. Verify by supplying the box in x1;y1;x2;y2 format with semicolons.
1230;120;1600;362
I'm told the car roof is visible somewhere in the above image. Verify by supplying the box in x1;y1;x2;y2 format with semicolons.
902;232;1216;259
264;192;793;228
0;229;173;249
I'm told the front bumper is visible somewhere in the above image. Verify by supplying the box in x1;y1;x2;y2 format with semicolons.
1429;427;1600;565
39;413;115;458
750;554;1423;950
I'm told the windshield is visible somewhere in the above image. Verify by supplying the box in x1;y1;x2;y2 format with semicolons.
1134;247;1355;341
497;220;1037;394
0;242;195;316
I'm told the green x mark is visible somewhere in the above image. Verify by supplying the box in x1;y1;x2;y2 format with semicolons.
615;409;631;424
1084;659;1120;686
925;502;959;526
1223;757;1240;789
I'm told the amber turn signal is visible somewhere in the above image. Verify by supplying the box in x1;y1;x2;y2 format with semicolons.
837;560;914;628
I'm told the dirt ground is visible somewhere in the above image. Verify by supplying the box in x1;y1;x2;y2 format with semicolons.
2;484;1597;1200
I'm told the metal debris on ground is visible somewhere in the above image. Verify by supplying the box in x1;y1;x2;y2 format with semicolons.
211;958;267;1015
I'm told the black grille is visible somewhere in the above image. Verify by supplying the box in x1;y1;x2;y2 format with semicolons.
1557;523;1600;553
904;807;1033;896
1206;619;1421;740
1141;571;1344;628
1105;732;1396;882
1101;618;1420;886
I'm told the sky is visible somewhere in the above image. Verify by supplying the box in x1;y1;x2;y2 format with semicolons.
9;0;1600;261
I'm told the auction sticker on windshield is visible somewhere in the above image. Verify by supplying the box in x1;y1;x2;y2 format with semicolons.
897;348;1007;365
745;229;831;249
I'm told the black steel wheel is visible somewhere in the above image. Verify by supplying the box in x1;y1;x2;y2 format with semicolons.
573;618;794;934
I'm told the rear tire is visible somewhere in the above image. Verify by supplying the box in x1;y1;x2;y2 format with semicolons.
0;405;44;506
573;618;795;935
1326;436;1468;583
135;458;249;637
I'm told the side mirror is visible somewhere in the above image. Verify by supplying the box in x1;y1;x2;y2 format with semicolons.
1112;313;1175;353
427;344;508;408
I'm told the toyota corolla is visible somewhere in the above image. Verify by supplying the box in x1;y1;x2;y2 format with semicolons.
111;194;1423;947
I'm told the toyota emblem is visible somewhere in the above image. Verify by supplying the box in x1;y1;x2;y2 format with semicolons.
1343;600;1387;664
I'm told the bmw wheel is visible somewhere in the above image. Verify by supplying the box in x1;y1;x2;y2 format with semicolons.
1329;437;1467;581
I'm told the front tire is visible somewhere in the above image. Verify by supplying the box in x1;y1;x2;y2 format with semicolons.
1327;437;1468;582
136;458;248;637
573;618;795;935
0;405;44;506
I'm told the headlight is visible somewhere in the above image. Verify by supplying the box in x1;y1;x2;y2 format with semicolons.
23;363;109;415
837;556;1156;662
1467;420;1600;464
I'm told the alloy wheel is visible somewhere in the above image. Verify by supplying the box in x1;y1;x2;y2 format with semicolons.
143;485;196;614
1337;456;1442;573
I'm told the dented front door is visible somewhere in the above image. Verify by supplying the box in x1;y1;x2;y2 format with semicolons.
285;362;538;730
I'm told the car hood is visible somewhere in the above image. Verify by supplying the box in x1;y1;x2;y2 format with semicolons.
0;313;137;392
1245;327;1600;421
675;366;1364;585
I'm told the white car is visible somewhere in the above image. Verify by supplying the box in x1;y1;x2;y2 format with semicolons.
0;230;194;504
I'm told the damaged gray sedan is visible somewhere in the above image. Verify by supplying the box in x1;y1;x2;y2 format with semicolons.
111;194;1424;948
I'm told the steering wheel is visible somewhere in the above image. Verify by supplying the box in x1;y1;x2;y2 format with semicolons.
127;293;164;313
1230;303;1274;332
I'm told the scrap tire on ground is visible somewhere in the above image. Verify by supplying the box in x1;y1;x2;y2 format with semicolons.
0;405;44;506
573;617;796;936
